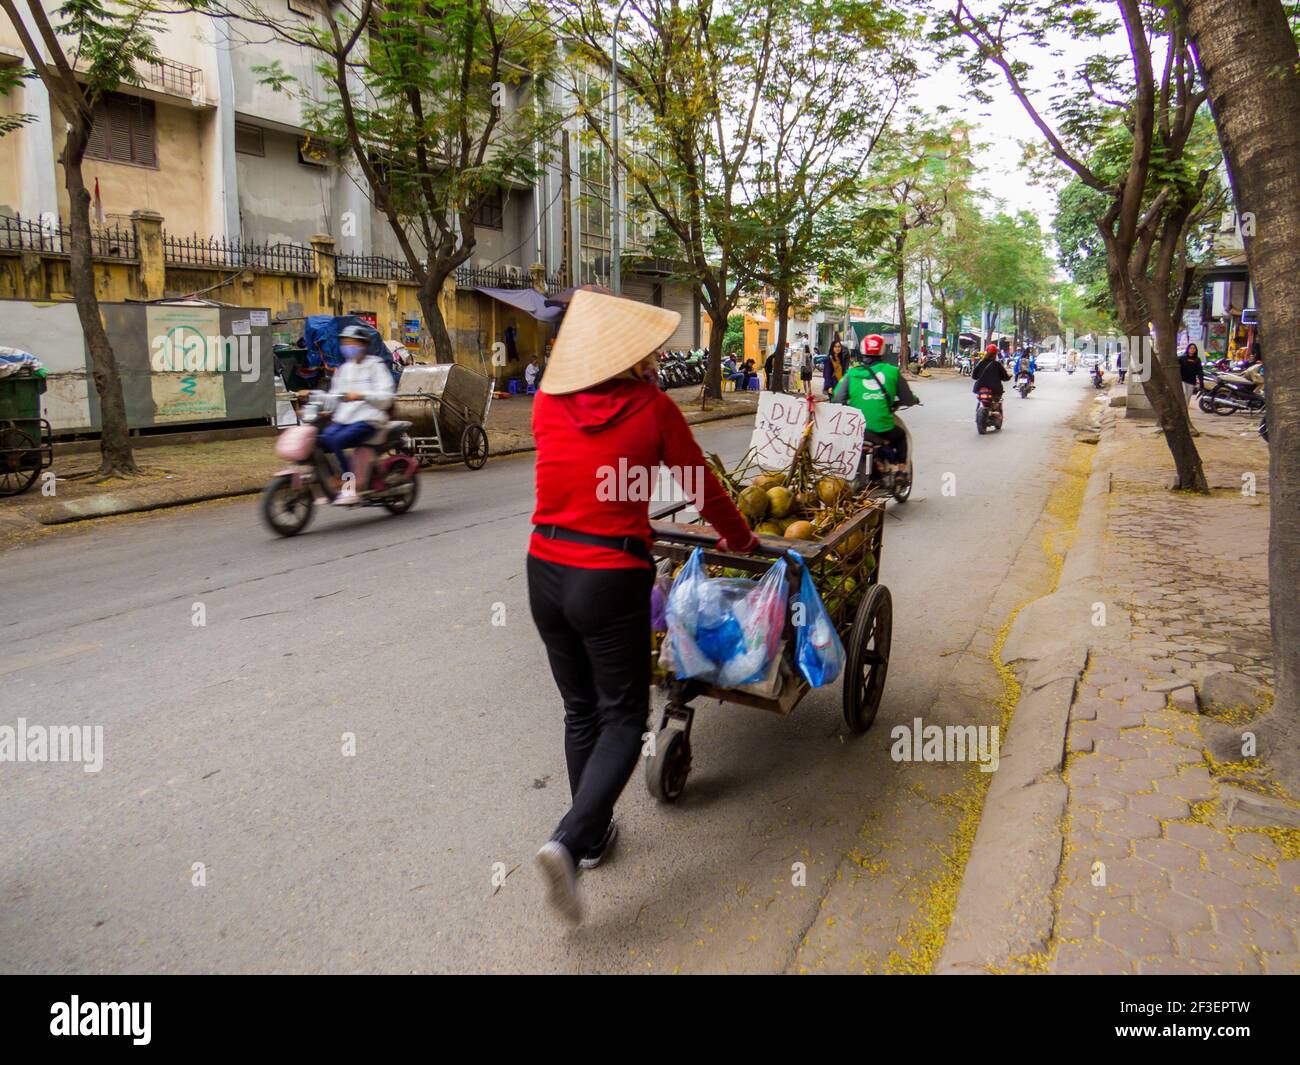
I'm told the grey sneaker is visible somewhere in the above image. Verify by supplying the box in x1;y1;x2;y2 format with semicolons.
536;840;583;924
579;820;618;871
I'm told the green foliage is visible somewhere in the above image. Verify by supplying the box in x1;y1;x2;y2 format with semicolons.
54;0;164;105
722;313;745;357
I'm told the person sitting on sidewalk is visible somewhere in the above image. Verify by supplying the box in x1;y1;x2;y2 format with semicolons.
525;357;541;393
722;355;746;388
321;324;395;505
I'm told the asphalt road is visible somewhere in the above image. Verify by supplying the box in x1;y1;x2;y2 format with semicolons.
0;368;1094;973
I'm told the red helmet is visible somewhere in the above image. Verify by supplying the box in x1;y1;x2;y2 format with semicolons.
862;334;885;357
985;343;999;355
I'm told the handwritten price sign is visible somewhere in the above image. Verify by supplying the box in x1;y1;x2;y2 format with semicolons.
748;394;863;478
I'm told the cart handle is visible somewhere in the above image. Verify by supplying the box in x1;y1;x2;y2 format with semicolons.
649;520;821;561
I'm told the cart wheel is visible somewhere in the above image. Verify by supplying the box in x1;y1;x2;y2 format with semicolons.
843;584;892;734
461;424;489;469
0;426;40;497
645;726;691;803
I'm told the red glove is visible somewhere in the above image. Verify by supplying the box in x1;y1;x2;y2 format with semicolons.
718;531;758;554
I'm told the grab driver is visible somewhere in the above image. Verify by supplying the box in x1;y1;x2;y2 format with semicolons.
832;333;918;488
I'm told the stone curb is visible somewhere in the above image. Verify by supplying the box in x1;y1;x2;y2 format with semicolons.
936;405;1119;974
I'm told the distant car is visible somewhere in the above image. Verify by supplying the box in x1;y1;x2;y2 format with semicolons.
1079;352;1101;367
1036;351;1060;371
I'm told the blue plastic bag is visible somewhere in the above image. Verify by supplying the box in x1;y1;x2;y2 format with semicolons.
790;552;846;687
665;548;787;688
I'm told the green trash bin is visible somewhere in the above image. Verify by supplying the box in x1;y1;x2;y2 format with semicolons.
0;371;50;496
0;371;43;421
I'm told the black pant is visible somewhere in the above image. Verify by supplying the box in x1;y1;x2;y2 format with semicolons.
527;555;653;860
864;424;908;464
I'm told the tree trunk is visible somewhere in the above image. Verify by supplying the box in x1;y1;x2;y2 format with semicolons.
63;127;135;477
772;287;790;394
894;236;910;368
1180;0;1300;724
421;271;455;366
703;303;726;399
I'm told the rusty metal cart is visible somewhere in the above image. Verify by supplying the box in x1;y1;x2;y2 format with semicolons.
391;364;492;470
0;370;53;497
645;495;891;801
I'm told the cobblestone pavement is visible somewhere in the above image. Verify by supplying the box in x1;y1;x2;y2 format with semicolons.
1038;404;1298;974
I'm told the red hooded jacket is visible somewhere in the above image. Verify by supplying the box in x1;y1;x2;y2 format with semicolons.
529;378;755;569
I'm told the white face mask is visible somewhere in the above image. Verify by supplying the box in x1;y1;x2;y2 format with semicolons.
342;343;366;361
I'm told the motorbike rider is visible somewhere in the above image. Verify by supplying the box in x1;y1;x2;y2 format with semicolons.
832;333;918;486
972;343;1011;401
319;323;395;505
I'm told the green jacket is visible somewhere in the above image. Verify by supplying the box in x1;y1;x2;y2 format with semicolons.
834;360;904;432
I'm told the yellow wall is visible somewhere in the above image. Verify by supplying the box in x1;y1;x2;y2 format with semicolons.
52;100;217;234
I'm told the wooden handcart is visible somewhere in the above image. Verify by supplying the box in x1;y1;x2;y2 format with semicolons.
645;493;891;802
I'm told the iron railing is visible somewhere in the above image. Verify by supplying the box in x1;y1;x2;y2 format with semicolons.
336;253;414;281
162;233;316;274
454;264;534;289
141;57;204;101
0;213;137;258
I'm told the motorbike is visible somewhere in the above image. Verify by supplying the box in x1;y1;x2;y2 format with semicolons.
1201;372;1265;416
957;355;974;377
1092;366;1105;389
260;391;420;537
975;387;1003;434
1016;371;1034;398
861;411;916;503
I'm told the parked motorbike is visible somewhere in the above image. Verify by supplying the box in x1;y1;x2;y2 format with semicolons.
1092;365;1105;389
260;392;420;537
1202;373;1265;417
1016;371;1034;398
975;387;1003;434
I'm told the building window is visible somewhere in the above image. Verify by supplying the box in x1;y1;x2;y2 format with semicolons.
473;187;505;230
234;122;264;156
86;92;156;168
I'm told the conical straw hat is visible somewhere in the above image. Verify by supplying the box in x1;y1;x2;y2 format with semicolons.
540;289;681;395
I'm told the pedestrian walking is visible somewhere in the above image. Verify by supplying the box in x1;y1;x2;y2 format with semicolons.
1179;342;1205;405
528;290;757;924
822;338;847;397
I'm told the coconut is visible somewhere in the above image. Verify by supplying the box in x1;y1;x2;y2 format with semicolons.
816;475;850;506
755;520;784;536
795;490;818;512
841;529;865;556
753;471;786;490
739;485;770;523
767;485;794;519
784;519;816;541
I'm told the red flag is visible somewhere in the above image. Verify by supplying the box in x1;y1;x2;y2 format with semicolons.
93;177;105;226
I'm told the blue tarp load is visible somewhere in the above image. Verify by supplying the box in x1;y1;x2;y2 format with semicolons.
301;315;400;382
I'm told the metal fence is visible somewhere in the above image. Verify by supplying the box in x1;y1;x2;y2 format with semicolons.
162;234;316;274
0;213;138;258
454;264;534;290
336;253;414;281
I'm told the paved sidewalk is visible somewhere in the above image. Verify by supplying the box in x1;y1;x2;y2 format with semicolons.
1044;401;1297;974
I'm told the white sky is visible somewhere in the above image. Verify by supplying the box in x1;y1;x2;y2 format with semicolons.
911;8;1135;234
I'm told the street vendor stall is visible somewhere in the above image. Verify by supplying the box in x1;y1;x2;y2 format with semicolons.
643;392;894;801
